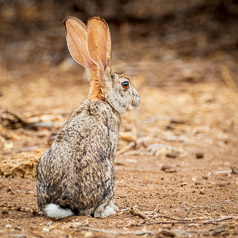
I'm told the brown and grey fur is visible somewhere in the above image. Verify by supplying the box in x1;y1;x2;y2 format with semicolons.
36;16;140;219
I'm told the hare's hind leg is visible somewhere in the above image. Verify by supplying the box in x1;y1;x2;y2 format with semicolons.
37;181;74;219
94;200;118;218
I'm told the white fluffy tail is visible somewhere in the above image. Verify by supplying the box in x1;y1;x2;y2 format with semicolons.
44;204;74;219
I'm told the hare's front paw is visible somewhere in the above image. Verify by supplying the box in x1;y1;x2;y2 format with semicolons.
101;205;116;218
109;200;119;212
94;201;118;218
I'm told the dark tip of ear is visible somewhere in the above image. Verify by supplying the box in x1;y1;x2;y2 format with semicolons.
63;16;71;33
63;17;68;25
63;21;67;33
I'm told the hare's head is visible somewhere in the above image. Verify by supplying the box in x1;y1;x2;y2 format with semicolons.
64;16;140;114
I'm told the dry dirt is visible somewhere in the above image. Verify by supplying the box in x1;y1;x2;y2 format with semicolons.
0;59;238;238
1;6;238;234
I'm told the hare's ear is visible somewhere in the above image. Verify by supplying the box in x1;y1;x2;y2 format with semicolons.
87;17;111;76
64;16;95;70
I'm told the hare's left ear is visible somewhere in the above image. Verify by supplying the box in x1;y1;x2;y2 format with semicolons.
87;17;111;77
64;16;96;71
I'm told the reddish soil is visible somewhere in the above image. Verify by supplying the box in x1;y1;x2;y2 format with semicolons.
1;4;238;235
1;64;238;237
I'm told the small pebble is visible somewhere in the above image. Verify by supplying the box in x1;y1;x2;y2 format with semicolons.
180;182;188;186
202;175;209;180
218;182;230;187
5;224;12;229
16;206;21;211
42;227;49;232
196;152;204;159
1;210;8;215
195;182;203;185
231;166;238;174
166;152;177;159
161;165;177;173
14;227;22;231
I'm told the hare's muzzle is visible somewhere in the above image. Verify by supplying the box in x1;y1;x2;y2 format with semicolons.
130;89;140;109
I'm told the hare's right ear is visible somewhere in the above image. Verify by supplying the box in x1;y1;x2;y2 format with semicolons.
87;17;111;78
64;17;95;71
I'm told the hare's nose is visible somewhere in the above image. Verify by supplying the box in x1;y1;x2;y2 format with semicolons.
132;93;140;107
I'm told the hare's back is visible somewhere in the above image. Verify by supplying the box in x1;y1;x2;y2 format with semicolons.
37;100;120;212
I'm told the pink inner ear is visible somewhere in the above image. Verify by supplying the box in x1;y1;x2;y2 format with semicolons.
65;17;105;100
87;17;111;77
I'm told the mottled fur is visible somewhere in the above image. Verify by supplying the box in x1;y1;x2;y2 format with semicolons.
37;100;119;217
36;16;140;219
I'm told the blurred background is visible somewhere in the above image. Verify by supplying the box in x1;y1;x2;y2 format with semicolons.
0;0;238;148
1;2;238;235
0;0;238;83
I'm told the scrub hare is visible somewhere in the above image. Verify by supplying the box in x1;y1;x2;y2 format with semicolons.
36;16;140;219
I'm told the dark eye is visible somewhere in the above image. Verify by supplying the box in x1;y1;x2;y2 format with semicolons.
122;81;129;89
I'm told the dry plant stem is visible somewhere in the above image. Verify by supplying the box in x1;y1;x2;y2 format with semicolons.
152;204;160;214
150;216;234;226
118;207;130;215
160;225;227;237
78;225;228;237
116;141;135;155
79;227;155;236
183;206;195;219
130;206;150;219
7;234;28;238
201;216;233;224
125;184;141;191
153;214;189;221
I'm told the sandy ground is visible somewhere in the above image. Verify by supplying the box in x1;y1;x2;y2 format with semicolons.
0;57;238;237
1;2;238;237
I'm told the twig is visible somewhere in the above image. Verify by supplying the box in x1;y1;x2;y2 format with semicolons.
125;184;141;191
158;225;228;237
0;110;60;129
118;207;130;215
215;170;232;174
153;215;192;221
183;206;195;219
116;137;155;156
79;226;226;237
77;217;234;237
151;216;234;226
152;220;191;225
116;142;135;156
16;146;41;152
8;234;27;238
151;204;160;215
130;206;150;219
78;227;154;236
201;216;233;224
